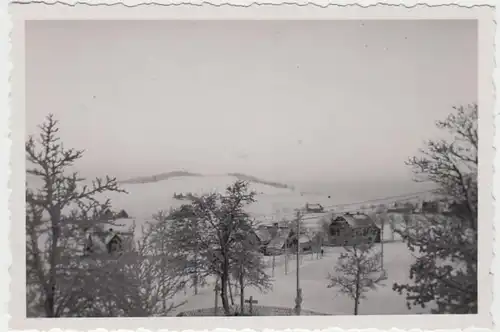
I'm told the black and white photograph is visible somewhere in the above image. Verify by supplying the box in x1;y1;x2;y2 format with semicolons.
6;3;496;331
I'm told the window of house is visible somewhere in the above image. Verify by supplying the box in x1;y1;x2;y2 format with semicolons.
330;228;340;237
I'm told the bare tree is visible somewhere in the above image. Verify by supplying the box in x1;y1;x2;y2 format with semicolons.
393;104;478;314
167;181;263;315
48;219;186;317
167;205;208;295
231;237;273;314
25;114;126;317
327;243;386;315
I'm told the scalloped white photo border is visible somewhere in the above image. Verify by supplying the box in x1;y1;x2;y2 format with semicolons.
1;1;497;331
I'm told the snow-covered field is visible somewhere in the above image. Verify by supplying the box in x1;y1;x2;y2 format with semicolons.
168;242;432;316
93;174;423;233
102;175;334;221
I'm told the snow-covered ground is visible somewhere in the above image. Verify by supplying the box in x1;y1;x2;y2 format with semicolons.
27;173;433;316
95;175;425;315
100;174;335;221
169;242;433;316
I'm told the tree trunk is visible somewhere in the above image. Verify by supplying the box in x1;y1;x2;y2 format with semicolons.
239;269;245;314
220;255;231;315
381;221;385;270
354;295;359;315
354;267;360;315
194;223;199;295
228;279;234;305
46;209;60;317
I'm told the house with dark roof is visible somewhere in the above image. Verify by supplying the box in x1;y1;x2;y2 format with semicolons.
104;229;124;254
305;203;324;213
254;227;272;247
82;219;135;257
326;212;381;246
265;236;288;256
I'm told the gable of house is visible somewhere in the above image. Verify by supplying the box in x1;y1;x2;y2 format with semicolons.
255;228;272;244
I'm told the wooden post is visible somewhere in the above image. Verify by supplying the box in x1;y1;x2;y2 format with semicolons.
244;296;258;315
272;253;275;277
294;288;302;316
284;238;288;275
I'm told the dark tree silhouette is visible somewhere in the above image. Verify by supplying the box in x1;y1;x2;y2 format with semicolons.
167;181;268;315
393;104;478;314
25;114;126;317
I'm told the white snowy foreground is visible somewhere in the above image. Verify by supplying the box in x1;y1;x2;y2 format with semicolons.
169;242;433;316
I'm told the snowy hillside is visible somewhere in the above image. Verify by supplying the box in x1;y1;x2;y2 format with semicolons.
99;174;336;223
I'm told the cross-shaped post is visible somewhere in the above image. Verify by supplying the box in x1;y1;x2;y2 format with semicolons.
214;283;221;316
244;296;258;315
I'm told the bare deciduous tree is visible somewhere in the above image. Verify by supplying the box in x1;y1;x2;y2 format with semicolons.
167;181;268;315
231;237;273;314
327;243;386;315
25;114;126;317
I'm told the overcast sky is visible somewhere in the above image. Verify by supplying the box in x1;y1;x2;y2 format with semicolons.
25;20;477;189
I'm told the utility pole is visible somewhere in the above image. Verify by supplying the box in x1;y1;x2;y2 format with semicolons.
272;253;275;277
284;219;289;275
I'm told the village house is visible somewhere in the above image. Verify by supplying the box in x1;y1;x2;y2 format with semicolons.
305;203;324;213
254;226;272;253
265;236;287;256
326;212;381;246
82;218;135;257
104;229;124;254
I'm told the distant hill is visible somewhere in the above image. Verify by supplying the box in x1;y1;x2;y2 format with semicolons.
119;171;202;184
226;173;295;190
100;174;309;222
119;170;295;191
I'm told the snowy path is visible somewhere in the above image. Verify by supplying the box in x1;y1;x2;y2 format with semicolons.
170;242;433;316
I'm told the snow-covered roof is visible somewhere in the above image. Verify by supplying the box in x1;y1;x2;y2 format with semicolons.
85;231;108;254
255;228;272;242
108;218;135;233
335;213;377;229
306;203;323;210
267;237;286;249
298;234;311;244
104;232;122;245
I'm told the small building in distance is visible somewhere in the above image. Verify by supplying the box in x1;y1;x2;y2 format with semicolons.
305;203;324;213
327;212;381;246
82;218;135;257
104;229;124;254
